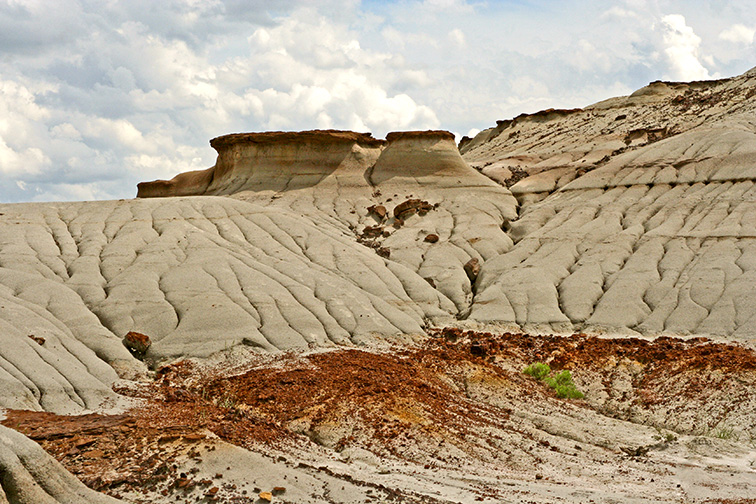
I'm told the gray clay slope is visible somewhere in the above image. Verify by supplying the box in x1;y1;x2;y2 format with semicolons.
463;68;756;339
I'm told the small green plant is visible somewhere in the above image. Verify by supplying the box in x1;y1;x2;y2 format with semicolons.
523;362;551;380
546;370;585;399
714;426;737;440
523;362;584;399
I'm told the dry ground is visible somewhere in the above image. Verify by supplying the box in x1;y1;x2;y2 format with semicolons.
5;329;756;503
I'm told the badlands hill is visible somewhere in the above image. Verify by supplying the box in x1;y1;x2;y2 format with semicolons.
1;67;756;503
461;68;756;339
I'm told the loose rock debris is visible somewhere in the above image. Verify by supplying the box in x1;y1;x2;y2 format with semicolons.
5;329;756;502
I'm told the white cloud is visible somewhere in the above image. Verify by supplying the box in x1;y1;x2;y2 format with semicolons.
720;24;755;45
0;140;49;176
568;39;614;72
602;6;639;19
30;182;108;203
0;0;754;202
0;79;52;176
449;28;466;46
423;0;474;12
50;123;82;141
660;14;712;81
238;13;440;134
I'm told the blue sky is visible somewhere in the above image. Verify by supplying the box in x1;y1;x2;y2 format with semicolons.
0;0;754;202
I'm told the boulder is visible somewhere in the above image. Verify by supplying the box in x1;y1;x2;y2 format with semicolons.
123;331;151;355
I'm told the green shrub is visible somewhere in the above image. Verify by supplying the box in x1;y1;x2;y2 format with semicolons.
545;370;585;399
523;363;584;399
523;362;551;380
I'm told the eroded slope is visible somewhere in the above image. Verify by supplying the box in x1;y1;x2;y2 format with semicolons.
5;331;756;503
0;197;454;369
463;67;756;340
139;130;517;312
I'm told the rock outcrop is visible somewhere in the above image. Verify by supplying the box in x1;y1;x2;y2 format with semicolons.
138;130;386;198
139;129;517;312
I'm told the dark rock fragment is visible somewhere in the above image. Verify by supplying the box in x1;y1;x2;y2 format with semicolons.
123;331;151;355
367;204;387;220
464;258;480;282
393;199;433;220
362;225;384;238
28;334;45;345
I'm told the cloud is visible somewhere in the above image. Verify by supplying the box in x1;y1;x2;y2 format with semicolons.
719;24;755;45
0;79;52;176
0;0;754;202
239;11;441;133
0;0;88;53
448;28;466;46
0;2;444;202
422;0;474;12
660;14;712;81
602;6;639;19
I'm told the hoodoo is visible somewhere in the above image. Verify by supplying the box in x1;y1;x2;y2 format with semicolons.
137;130;385;198
136;129;517;312
137;129;483;198
369;130;474;185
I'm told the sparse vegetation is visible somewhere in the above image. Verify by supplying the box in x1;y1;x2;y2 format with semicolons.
523;362;584;399
523;362;551;380
714;425;737;440
217;395;237;409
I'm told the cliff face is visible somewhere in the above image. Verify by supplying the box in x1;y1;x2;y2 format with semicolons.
369;130;473;185
211;130;385;195
137;131;383;198
137;129;472;197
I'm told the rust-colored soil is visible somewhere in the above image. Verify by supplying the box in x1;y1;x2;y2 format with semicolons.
4;329;756;501
2;410;209;500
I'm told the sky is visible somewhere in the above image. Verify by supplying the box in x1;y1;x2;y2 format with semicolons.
0;0;754;202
